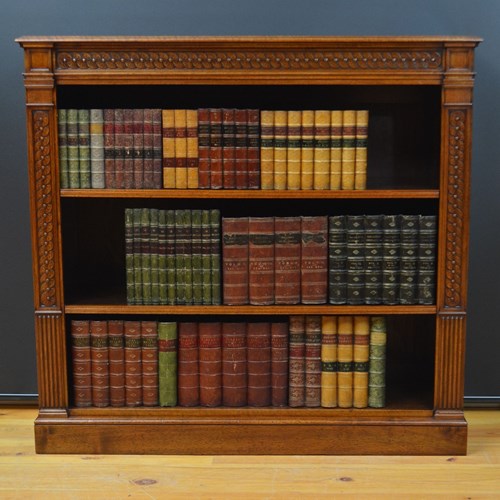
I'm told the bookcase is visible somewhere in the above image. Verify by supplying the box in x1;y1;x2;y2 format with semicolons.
17;36;480;455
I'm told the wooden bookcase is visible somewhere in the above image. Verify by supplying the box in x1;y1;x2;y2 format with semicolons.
17;36;480;455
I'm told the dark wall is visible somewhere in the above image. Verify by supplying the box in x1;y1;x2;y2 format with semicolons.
1;0;498;399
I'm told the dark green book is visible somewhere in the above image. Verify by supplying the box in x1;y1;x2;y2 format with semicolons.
328;215;347;304
133;208;143;304
399;215;419;304
364;215;383;304
158;210;168;305
66;109;80;188
58;109;69;189
150;208;160;305
158;322;178;407
191;210;203;305
210;209;221;305
175;210;186;304
201;210;212;305
183;210;193;305
125;209;135;305
346;215;365;305
382;215;401;305
368;316;387;408
418;215;437;305
141;208;152;305
78;109;91;188
166;210;176;305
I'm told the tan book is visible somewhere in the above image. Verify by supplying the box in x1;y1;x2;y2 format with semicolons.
353;315;370;408
273;110;287;189
260;110;274;189
330;110;343;190
321;315;337;408
300;110;314;189
174;109;188;189
337;315;353;408
354;110;369;190
313;110;330;189
286;110;301;190
186;109;199;188
341;110;356;189
162;109;176;188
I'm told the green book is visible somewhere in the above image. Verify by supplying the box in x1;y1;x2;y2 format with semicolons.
158;322;178;406
158;210;168;305
166;210;176;305
133;208;143;304
368;316;387;408
125;209;135;304
66;109;80;188
78;109;91;188
175;209;186;305
141;208;152;305
201;210;212;305
191;210;203;305
58;109;69;189
150;208;160;305
210;209;221;305
184;210;193;305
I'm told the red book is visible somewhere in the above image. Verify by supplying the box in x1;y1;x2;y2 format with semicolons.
198;108;211;188
141;321;158;406
103;109;115;188
209;108;223;189
249;217;275;305
178;322;200;407
114;108;125;188
222;108;236;188
305;316;322;407
90;320;109;407
247;109;260;189
271;322;289;407
152;109;163;189
288;315;305;407
71;320;92;407
301;216;328;304
108;320;125;407
274;217;301;304
222;217;249;305
122;108;134;189
199;322;222;407
234;109;248;188
124;320;142;406
143;108;154;189
133;108;144;188
222;322;247;407
247;322;272;407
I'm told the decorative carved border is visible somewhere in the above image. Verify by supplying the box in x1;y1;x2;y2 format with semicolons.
57;50;442;71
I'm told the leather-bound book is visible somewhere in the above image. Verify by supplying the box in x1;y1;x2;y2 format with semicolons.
247;322;272;407
234;109;248;188
166;210;176;305
178;322;199;407
103;108;115;188
113;108;125;189
71;320;92;407
346;215;366;305
353;315;370;408
222;108;236;189
186;109;199;188
174;209;187;305
108;320;125;407
260;110;274;189
341;110;356;189
158;209;168;304
152;109;163;188
417;215;437;305
364;215;383;305
337;315;354;408
399;215;419;304
149;208;160;306
274;216;301;304
140;208;152;305
368;316;387;408
66;109;80;188
222;217;249;305
300;216;328;304
382;214;401;305
300;110;314;190
273;110;287;189
330;110;343;190
132;208;143;304
271;322;289;407
142;108;154;189
321;315;338;408
141;320;159;407
90;320;109;407
158;322;178;407
249;217;275;305
197;108;211;188
78;109;91;188
247;109;261;189
288;315;305;407
201;210;213;304
122;108;134;189
210;209;222;305
222;322;247;407
209;108;223;189
162;109;176;188
183;210;193;305
133;108;144;188
124;320;142;407
354;110;369;190
90;109;105;188
174;109;188;189
328;215;347;305
191;210;203;305
125;208;135;305
313;110;330;190
199;322;222;407
58;109;69;188
287;110;302;190
305;315;322;407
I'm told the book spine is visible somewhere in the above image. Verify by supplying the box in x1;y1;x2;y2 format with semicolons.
201;210;213;305
364;215;383;304
191;210;203;305
174;209;186;305
158;209;168;304
78;109;91;188
313;110;330;190
368;316;387;408
66;109;80;188
152;109;163;188
321;315;338;408
209;108;223;189
249;217;275;305
103;108;115;188
288;315;305;407
418;215;437;304
222;108;236;189
274;216;301;304
58;109;69;189
247;322;272;407
354;110;369;190
247;109;261;189
353;315;370;408
271;322;289;407
260;110;274;189
399;215;419;304
186;109;199;188
300;216;328;304
328;215;347;305
183;210;193;305
199;322;222;407
305;315;322;407
143;108;154;189
346;215;366;305
286;110;302;190
122;108;134;189
273;110;287;189
162;109;176;188
108;320;125;407
124;320;142;407
300;110;314;190
149;208;160;306
133;108;144;188
222;322;247;407
166;210;176;305
210;209;222;305
337;315;354;408
71;320;92;407
197;108;211;188
174;109;188;189
234;109;248;189
330;110;343;190
158;321;178;407
141;320;159;407
132;208;143;304
141;208;152;305
90;109;105;188
125;208;135;305
178;322;199;407
113;108;125;189
382;215;401;305
341;110;356;189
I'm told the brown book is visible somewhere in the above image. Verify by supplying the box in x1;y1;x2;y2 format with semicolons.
222;322;247;407
301;216;328;304
222;217;249;305
174;109;188;189
141;321;158;407
199;322;222;407
90;320;109;407
247;109;261;189
186;109;199;188
122;108;134;189
249;217;275;305
152;109;163;188
103;109;115;188
305;316;322;407
143;108;154;189
288;315;305;407
247;322;272;407
234;108;248;189
133;108;144;188
71;320;92;407
353;315;370;408
271;322;289;407
222;108;236;189
162;109;176;188
178;322;199;407
337;316;354;408
197;108;211;188
124;320;142;407
114;108;125;189
274;216;301;304
108;320;125;407
209;108;223;189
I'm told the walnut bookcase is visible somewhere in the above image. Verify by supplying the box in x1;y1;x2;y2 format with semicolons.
17;36;480;455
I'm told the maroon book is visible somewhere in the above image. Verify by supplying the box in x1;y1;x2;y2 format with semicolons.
234;109;248;188
247;109;261;189
199;322;222;407
288;315;305;407
271;322;289;407
133;108;144;188
198;108;211;188
222;108;236;189
249;217;275;305
274;217;301;304
301;216;328;304
122;108;134;189
152;109;163;188
247;322;272;407
143;108;154;189
222;322;247;407
178;322;200;407
114;108;125;189
103;109;115;188
141;320;158;407
209;108;223;189
108;320;125;407
71;320;92;407
90;320;109;407
305;315;322;407
124;320;142;406
222;217;249;305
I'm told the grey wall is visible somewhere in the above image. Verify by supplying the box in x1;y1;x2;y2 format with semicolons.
1;0;498;400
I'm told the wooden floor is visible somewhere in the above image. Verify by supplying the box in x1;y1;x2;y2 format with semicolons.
0;407;499;499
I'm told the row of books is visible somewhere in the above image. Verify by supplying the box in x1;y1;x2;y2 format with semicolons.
71;315;387;409
58;109;163;190
125;208;221;305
